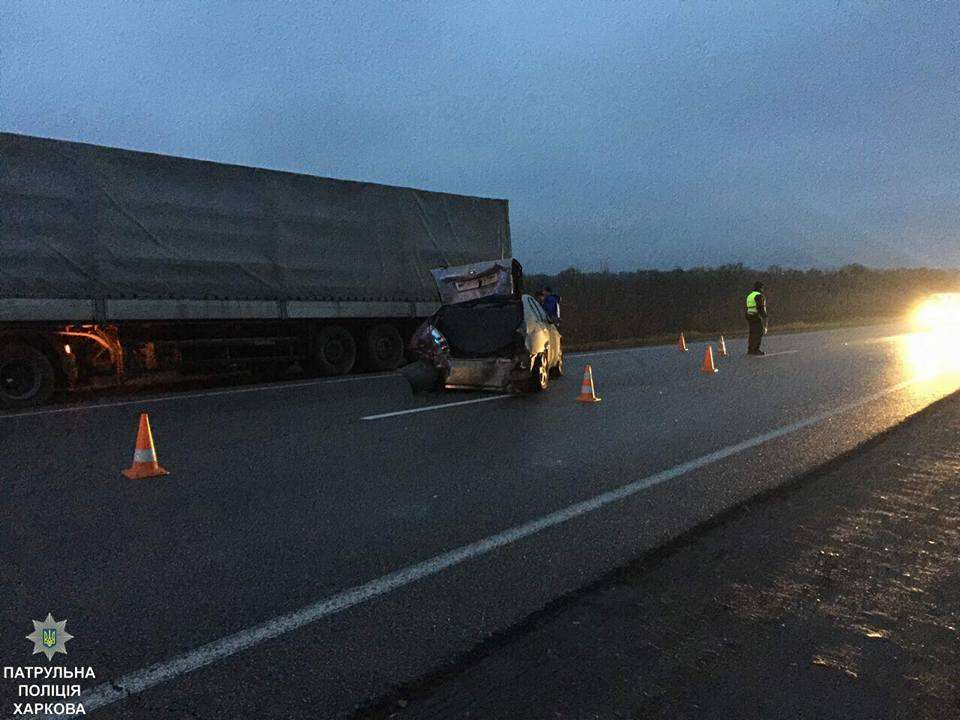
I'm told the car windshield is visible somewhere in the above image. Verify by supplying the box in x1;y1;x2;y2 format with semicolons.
435;298;522;357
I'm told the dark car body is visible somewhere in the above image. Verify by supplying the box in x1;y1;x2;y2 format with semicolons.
410;259;563;392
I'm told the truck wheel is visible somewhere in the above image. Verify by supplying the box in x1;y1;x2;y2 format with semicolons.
0;343;56;409
312;326;357;376
360;323;405;371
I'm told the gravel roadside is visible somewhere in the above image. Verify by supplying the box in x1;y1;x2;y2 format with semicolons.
357;391;960;720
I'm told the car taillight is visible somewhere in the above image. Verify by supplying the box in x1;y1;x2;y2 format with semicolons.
430;328;449;353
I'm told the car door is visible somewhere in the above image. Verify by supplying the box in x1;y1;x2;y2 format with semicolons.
540;302;561;366
546;312;561;365
523;296;554;366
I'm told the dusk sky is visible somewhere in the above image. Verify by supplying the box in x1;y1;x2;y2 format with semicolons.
3;1;959;273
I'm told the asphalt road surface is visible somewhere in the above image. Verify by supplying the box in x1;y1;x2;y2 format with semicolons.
2;322;959;719
366;385;960;720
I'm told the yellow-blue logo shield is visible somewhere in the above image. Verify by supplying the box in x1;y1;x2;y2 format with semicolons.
41;628;57;648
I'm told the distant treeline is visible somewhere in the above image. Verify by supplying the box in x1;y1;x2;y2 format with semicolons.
524;264;960;345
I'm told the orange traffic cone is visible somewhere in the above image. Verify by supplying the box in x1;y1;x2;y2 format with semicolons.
677;331;689;352
576;365;602;403
717;335;728;357
700;345;718;374
122;413;169;479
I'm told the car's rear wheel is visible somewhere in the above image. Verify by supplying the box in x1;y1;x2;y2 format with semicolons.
550;350;564;377
0;342;56;409
530;355;549;392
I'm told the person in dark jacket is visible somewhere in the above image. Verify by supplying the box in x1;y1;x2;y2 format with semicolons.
745;282;768;355
540;287;561;324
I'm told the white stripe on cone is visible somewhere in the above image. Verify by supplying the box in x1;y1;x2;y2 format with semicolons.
133;448;157;463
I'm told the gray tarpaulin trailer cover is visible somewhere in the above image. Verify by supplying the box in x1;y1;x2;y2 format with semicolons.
0;133;511;321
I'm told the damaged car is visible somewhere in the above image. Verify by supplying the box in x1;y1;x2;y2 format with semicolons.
408;259;563;393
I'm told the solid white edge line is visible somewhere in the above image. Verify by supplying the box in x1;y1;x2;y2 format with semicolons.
61;376;923;718
362;394;511;420
0;373;398;421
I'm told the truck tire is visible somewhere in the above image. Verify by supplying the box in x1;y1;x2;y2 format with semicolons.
312;325;357;376
360;323;405;371
0;342;56;409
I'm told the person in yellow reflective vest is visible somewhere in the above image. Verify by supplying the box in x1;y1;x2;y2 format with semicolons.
745;281;767;355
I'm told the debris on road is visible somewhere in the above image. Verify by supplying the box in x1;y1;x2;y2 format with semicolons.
399;360;443;394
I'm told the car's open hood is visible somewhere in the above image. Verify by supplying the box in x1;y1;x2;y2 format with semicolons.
431;258;523;305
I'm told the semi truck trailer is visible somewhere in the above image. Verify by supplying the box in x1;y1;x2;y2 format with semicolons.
0;133;511;408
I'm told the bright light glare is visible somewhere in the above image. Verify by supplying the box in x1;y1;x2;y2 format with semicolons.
901;332;960;381
900;293;960;392
912;293;960;330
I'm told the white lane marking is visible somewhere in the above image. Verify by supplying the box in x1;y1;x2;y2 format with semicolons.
571;345;802;360
571;340;739;359
569;347;648;359
757;350;799;358
66;376;925;717
846;333;910;346
362;394;511;420
0;373;398;421
570;327;904;359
